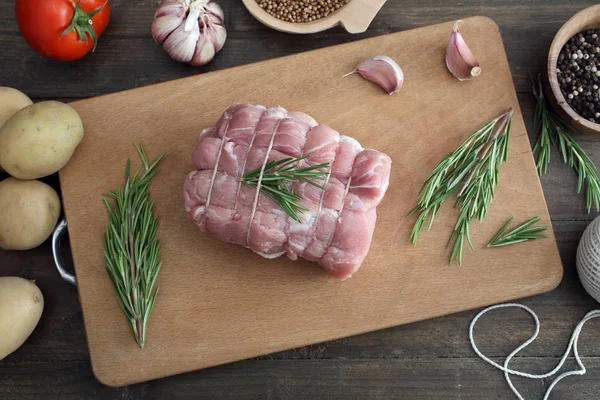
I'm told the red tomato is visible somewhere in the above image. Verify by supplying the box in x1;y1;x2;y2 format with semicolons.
16;0;111;61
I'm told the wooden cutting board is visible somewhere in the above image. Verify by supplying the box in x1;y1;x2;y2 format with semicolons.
60;16;563;387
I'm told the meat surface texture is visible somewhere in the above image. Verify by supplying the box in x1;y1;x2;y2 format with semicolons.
184;104;392;280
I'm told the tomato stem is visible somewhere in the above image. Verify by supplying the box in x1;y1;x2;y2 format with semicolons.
59;0;107;51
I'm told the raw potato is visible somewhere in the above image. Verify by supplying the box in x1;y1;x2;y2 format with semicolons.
0;87;32;173
0;277;44;361
0;178;61;250
0;101;84;179
0;87;32;128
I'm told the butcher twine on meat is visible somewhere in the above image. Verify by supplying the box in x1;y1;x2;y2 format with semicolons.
184;103;392;280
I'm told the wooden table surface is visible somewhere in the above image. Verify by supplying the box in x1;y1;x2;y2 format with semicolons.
1;1;599;399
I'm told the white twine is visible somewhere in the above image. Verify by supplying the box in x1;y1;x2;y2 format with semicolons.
205;108;235;211
469;303;600;400
232;108;265;213
246;115;284;246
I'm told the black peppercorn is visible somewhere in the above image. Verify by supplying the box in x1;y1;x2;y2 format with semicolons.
558;29;600;123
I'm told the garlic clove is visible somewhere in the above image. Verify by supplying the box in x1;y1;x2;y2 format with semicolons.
446;20;481;81
347;56;404;95
152;14;185;44
154;0;187;18
163;22;200;63
152;0;187;44
206;2;224;24
190;35;216;67
208;24;227;52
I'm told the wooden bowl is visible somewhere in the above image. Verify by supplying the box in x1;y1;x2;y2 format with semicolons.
241;0;387;34
546;5;600;135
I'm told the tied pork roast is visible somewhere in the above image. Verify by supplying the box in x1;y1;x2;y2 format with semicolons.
183;104;391;280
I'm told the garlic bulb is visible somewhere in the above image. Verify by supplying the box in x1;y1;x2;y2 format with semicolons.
345;56;404;95
446;21;481;81
152;0;226;67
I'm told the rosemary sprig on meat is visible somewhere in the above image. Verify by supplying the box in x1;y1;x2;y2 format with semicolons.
241;156;330;223
409;109;513;265
487;216;547;248
103;144;165;348
533;78;600;213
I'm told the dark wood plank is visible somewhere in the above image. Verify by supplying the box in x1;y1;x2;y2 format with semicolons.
0;1;598;97
2;358;600;399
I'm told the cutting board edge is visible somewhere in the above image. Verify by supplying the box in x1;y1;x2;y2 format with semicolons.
486;31;565;290
65;16;498;111
90;271;563;388
492;32;565;291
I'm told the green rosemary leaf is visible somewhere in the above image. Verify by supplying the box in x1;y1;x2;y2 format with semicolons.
488;238;530;247
427;203;444;230
258;176;299;183
498;216;540;238
409;209;429;245
533;79;555;176
295;162;331;172
465;220;474;251
261;189;301;222
507;227;547;238
260;183;300;198
242;155;330;222
447;158;479;190
487;216;547;248
103;144;165;348
298;177;327;190
488;216;513;245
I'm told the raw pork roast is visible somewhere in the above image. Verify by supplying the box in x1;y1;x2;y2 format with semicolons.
184;104;391;280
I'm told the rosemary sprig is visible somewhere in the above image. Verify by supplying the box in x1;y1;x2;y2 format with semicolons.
487;216;547;248
409;109;513;264
103;144;165;348
533;78;600;213
533;80;554;176
241;155;330;222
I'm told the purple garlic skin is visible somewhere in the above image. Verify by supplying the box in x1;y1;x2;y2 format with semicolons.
348;56;404;95
162;23;200;63
446;21;481;81
152;0;227;67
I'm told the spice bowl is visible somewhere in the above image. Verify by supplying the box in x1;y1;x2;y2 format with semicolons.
546;4;600;135
241;0;387;34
